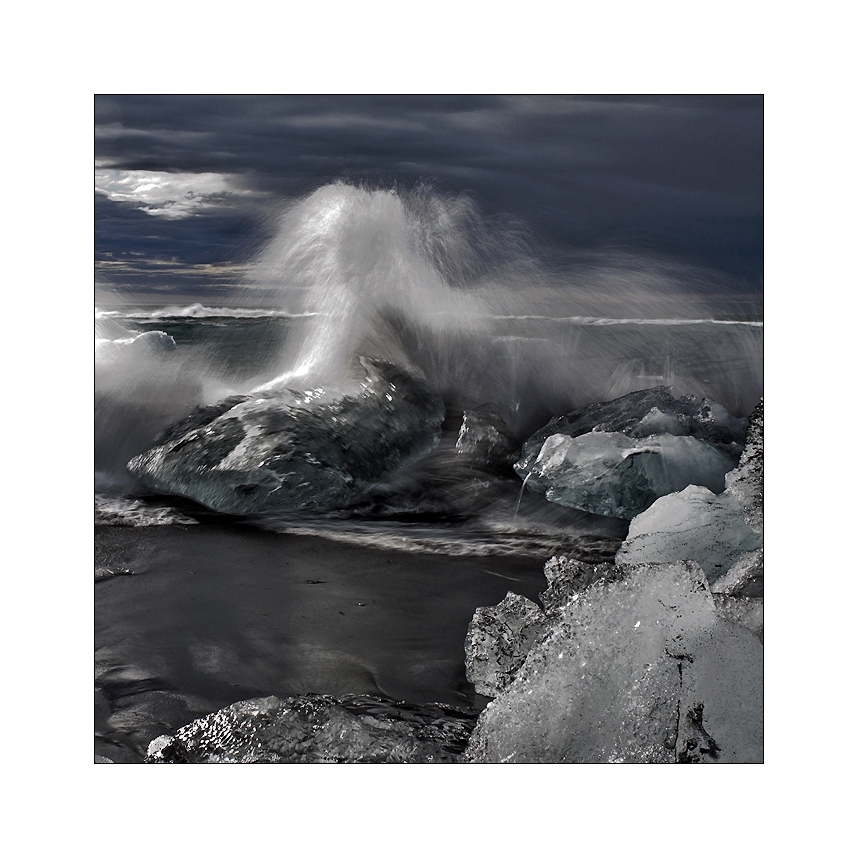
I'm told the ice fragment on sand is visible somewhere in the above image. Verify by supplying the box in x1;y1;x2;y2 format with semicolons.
516;386;745;475
464;592;546;697
465;561;763;763
615;399;763;582
128;358;445;515
145;694;476;763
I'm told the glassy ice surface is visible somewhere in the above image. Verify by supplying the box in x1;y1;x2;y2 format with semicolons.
464;556;624;699
146;694;476;763
515;387;745;519
616;484;762;579
128;358;445;515
466;561;763;763
516;386;746;473
522;431;738;519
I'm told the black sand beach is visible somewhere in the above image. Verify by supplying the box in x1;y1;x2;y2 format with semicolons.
96;523;614;762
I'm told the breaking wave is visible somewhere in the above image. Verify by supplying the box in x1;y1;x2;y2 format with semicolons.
95;181;763;543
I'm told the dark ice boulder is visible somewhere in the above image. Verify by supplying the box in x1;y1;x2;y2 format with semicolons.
127;358;445;515
455;404;521;471
514;387;745;519
145;694;476;763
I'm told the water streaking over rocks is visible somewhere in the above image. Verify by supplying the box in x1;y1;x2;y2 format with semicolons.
247;519;622;561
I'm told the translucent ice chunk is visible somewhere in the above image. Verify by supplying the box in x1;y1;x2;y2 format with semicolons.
539;555;623;612
520;431;737;519
516;386;746;477
514;387;745;518
616;484;762;580
465;557;623;698
465;561;763;763
615;399;763;582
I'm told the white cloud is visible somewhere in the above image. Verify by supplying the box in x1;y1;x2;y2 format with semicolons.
94;168;250;218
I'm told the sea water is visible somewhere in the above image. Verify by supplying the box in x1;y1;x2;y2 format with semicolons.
94;183;762;760
96;182;761;549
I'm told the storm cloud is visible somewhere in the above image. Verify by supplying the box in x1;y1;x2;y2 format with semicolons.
94;94;763;297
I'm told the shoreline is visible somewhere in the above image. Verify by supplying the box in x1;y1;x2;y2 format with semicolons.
95;522;565;762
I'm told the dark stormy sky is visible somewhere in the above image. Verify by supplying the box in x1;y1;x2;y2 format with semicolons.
95;94;763;303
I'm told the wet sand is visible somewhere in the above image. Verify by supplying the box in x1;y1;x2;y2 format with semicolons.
95;523;562;762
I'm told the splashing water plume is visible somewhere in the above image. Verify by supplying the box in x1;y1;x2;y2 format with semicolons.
96;182;762;511
243;183;761;433
249;183;492;394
